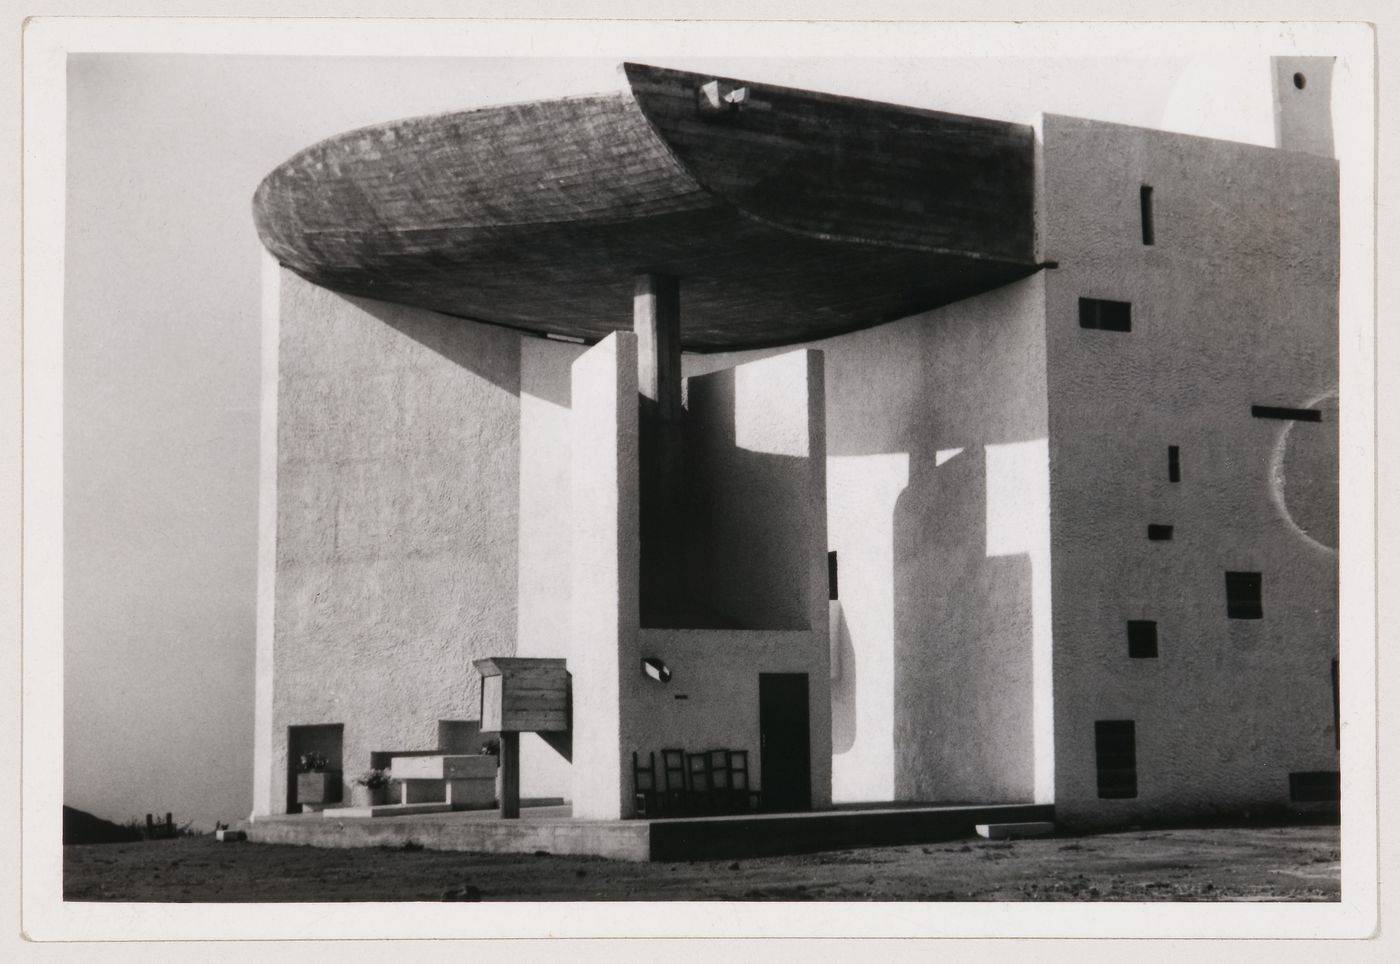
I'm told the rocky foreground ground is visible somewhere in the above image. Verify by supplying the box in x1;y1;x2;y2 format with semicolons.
64;823;1339;902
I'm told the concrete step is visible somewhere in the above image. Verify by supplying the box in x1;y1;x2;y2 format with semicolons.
975;821;1055;840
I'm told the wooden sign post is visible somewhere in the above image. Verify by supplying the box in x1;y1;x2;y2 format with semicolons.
474;657;569;819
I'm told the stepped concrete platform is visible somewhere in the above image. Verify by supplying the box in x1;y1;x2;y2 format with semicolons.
243;802;1053;863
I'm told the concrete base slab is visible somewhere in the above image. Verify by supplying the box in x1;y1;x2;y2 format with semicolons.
244;802;1053;863
975;821;1055;840
321;802;455;819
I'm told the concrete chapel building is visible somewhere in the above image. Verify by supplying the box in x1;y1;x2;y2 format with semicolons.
248;60;1340;841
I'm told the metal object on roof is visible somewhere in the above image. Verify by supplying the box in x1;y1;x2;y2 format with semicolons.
253;63;1038;352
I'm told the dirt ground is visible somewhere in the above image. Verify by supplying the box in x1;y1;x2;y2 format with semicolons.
63;823;1339;902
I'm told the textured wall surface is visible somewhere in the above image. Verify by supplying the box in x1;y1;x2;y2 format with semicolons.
1040;115;1339;826
569;334;640;820
683;351;823;629
630;628;833;811
262;272;521;815
626;350;830;810
694;277;1049;804
826;454;907;802
569;344;830;816
1271;56;1335;158
516;337;588;798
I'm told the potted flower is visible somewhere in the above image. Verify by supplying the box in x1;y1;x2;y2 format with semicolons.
352;768;395;807
294;751;342;809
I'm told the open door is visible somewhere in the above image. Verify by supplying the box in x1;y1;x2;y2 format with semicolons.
759;673;811;812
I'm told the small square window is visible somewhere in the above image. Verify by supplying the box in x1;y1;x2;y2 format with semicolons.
1226;571;1263;619
1078;298;1132;332
1127;621;1159;659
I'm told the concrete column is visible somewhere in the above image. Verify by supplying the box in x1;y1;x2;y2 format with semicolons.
499;731;521;819
634;274;684;625
634;274;682;418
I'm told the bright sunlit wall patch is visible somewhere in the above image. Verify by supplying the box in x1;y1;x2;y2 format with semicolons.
984;438;1054;804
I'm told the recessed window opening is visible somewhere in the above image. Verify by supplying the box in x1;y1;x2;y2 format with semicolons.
1289;771;1339;803
1078;298;1132;332
827;551;839;601
1252;405;1323;422
1140;185;1155;245
1095;720;1137;799
1147;524;1174;541
1226;571;1263;619
1168;445;1181;483
1293;72;1307;90
1127;621;1159;659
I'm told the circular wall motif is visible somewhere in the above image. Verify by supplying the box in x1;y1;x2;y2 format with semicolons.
1269;388;1338;554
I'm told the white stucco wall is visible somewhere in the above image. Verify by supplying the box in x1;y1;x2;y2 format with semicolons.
262;272;521;814
1039;115;1339;826
569;344;830;815
694;277;1050;805
682;351;823;630
517;337;587;799
630;628;833;811
569;333;640;820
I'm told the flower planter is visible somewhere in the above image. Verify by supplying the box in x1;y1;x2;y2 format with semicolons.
296;769;342;807
349;782;391;808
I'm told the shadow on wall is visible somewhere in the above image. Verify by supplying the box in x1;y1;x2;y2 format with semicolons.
813;277;1050;805
891;445;1036;803
655;362;815;630
350;293;523;396
830;604;856;755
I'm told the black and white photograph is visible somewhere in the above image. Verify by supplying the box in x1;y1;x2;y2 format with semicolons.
14;9;1387;948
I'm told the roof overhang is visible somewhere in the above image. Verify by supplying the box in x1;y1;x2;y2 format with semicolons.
253;63;1039;352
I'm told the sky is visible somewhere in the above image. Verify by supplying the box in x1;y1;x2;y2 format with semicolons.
61;47;1315;831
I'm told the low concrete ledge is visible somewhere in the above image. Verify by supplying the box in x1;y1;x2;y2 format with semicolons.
975;821;1055;840
242;802;1053;863
244;809;652;862
321;802;454;819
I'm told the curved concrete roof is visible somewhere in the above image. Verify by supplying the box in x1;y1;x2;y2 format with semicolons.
253;63;1038;351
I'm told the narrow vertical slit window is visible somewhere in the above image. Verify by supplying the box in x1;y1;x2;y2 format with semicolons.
827;551;838;601
1168;445;1181;483
1095;720;1137;799
1140;185;1155;245
1226;571;1263;619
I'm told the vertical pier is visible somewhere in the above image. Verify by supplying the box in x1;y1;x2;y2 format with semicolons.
634;273;684;625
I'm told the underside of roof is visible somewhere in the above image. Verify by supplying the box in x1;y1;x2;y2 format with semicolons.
253;63;1039;352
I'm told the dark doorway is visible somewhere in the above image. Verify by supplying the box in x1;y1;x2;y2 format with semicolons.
286;724;343;814
759;673;811;812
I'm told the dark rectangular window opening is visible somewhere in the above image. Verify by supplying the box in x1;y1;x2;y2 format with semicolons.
1078;297;1132;332
1095;720;1138;799
1252;405;1323;422
1289;771;1340;803
1140;185;1155;245
827;551;838;601
1226;571;1264;619
1127;621;1159;659
1147;524;1174;541
1168;445;1181;483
